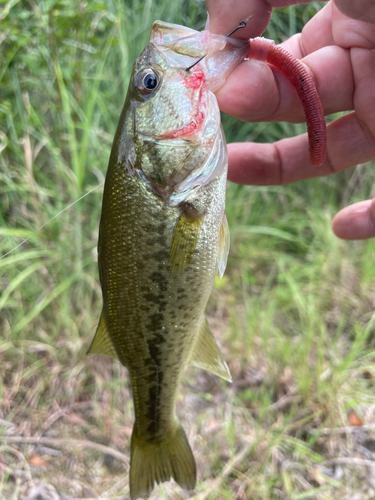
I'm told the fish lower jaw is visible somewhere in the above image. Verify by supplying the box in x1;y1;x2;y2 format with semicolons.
158;112;205;139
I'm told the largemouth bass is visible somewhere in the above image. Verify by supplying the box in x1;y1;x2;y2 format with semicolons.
88;20;326;500
88;21;248;500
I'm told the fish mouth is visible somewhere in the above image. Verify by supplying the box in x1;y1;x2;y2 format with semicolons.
158;111;205;139
157;67;207;140
147;21;249;140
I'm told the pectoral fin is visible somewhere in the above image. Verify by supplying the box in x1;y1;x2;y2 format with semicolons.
87;313;118;359
218;213;229;279
190;319;232;382
169;209;204;274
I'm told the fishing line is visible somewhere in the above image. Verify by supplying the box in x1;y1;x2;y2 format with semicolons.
0;181;104;261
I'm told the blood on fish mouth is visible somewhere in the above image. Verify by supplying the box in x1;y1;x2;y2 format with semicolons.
160;111;205;139
183;68;205;89
159;68;206;139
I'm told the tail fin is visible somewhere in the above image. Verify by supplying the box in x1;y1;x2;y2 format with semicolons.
129;424;196;500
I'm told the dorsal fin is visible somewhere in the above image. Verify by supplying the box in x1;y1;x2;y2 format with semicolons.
190;319;232;382
87;313;118;359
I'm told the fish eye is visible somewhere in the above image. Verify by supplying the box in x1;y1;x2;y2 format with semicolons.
135;68;160;96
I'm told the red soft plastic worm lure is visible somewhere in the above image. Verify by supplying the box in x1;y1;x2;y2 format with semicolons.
247;37;327;167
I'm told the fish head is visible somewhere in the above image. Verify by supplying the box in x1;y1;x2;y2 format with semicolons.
131;21;248;136
115;21;248;200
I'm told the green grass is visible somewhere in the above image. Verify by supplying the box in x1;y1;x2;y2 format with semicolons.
1;1;375;499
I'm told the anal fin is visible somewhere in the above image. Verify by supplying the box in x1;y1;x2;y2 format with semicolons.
190;318;232;382
87;313;118;359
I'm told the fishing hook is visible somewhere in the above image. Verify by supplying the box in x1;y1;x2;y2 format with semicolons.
186;54;206;72
186;18;248;72
226;19;247;37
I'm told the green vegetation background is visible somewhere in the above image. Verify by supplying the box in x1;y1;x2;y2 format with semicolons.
1;1;375;499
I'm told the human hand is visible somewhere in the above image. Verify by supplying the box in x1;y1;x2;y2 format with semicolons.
206;0;375;240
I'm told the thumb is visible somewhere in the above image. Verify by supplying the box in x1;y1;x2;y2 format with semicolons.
332;199;375;240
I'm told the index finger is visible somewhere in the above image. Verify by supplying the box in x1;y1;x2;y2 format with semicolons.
206;0;322;38
227;111;375;185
